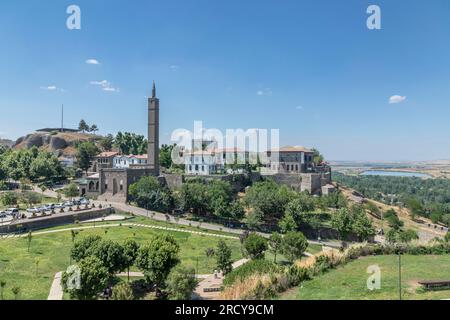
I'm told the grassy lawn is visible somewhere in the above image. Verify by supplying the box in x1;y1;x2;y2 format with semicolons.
280;255;450;300
0;219;243;300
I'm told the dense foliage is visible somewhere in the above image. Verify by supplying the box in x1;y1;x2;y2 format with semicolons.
334;172;450;225
0;147;64;183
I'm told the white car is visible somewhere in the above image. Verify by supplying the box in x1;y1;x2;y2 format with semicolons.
5;208;19;216
0;211;7;219
27;207;41;214
63;201;74;207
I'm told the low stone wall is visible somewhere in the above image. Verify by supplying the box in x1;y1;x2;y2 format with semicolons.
0;207;114;234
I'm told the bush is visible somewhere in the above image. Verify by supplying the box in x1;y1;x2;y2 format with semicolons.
281;231;308;263
166;266;198;300
223;259;280;287
242;233;268;260
111;283;134;300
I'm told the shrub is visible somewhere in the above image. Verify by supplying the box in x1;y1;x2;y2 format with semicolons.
223;259;280;287
242;233;268;260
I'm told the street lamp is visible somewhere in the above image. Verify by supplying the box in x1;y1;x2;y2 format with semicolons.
396;244;403;300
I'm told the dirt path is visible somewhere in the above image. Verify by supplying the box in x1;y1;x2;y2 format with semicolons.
193;259;249;300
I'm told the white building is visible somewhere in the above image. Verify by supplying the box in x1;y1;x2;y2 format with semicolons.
113;154;148;169
184;148;247;175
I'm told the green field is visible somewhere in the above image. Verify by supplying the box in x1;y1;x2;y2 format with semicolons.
0;217;243;300
281;255;450;300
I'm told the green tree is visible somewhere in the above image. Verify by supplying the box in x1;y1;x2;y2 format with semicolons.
63;183;80;199
89;124;99;135
166;266;198;300
215;240;233;275
29;151;63;182
311;148;324;166
244;180;295;220
278;213;298;234
98;134;114;152
128;176;173;212
228;201;245;220
136;234;180;288
445;232;450;243
0;192;18;206
384;209;404;230
123;239;140;282
386;229;399;244
331;208;354;241
406;198;423;220
243;233;267;260
71;235;103;262
114;132;147;155
268;232;283;263
351;206;376;241
93;240;127;275
206;180;233;217
160;144;174;169
398;229;419;243
281;231;308;263
62;256;109;300
76;141;99;174
78;119;89;133
178;182;209;215
111;283;134;300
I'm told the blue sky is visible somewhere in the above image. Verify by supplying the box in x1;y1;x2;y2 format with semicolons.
1;0;450;161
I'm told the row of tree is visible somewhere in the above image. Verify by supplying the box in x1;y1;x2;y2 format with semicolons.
128;176;245;219
78;120;99;134
0;146;64;185
63;234;196;300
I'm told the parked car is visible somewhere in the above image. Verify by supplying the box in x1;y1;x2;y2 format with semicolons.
5;208;19;216
63;201;74;207
27;207;41;214
79;198;90;205
44;204;56;210
0;211;7;219
54;203;65;209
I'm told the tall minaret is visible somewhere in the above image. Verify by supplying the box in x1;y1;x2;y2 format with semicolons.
148;81;160;175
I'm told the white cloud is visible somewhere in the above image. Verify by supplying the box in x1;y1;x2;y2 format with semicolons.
86;59;100;65
40;85;65;92
103;87;120;92
257;88;272;96
90;80;110;87
389;95;407;104
90;80;119;93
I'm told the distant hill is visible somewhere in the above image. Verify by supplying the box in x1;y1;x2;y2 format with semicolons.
0;139;14;147
13;131;102;157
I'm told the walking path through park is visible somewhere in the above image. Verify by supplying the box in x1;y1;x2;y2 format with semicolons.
0;222;241;241
193;258;249;300
47;272;64;300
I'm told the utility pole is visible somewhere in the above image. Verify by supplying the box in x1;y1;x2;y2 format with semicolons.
398;252;402;300
61;104;64;133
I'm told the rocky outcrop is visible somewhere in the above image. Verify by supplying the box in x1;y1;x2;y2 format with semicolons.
13;131;100;156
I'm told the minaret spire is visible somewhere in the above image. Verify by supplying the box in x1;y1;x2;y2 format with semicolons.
152;81;156;98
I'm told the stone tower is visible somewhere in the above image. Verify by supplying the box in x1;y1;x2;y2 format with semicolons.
148;81;160;175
